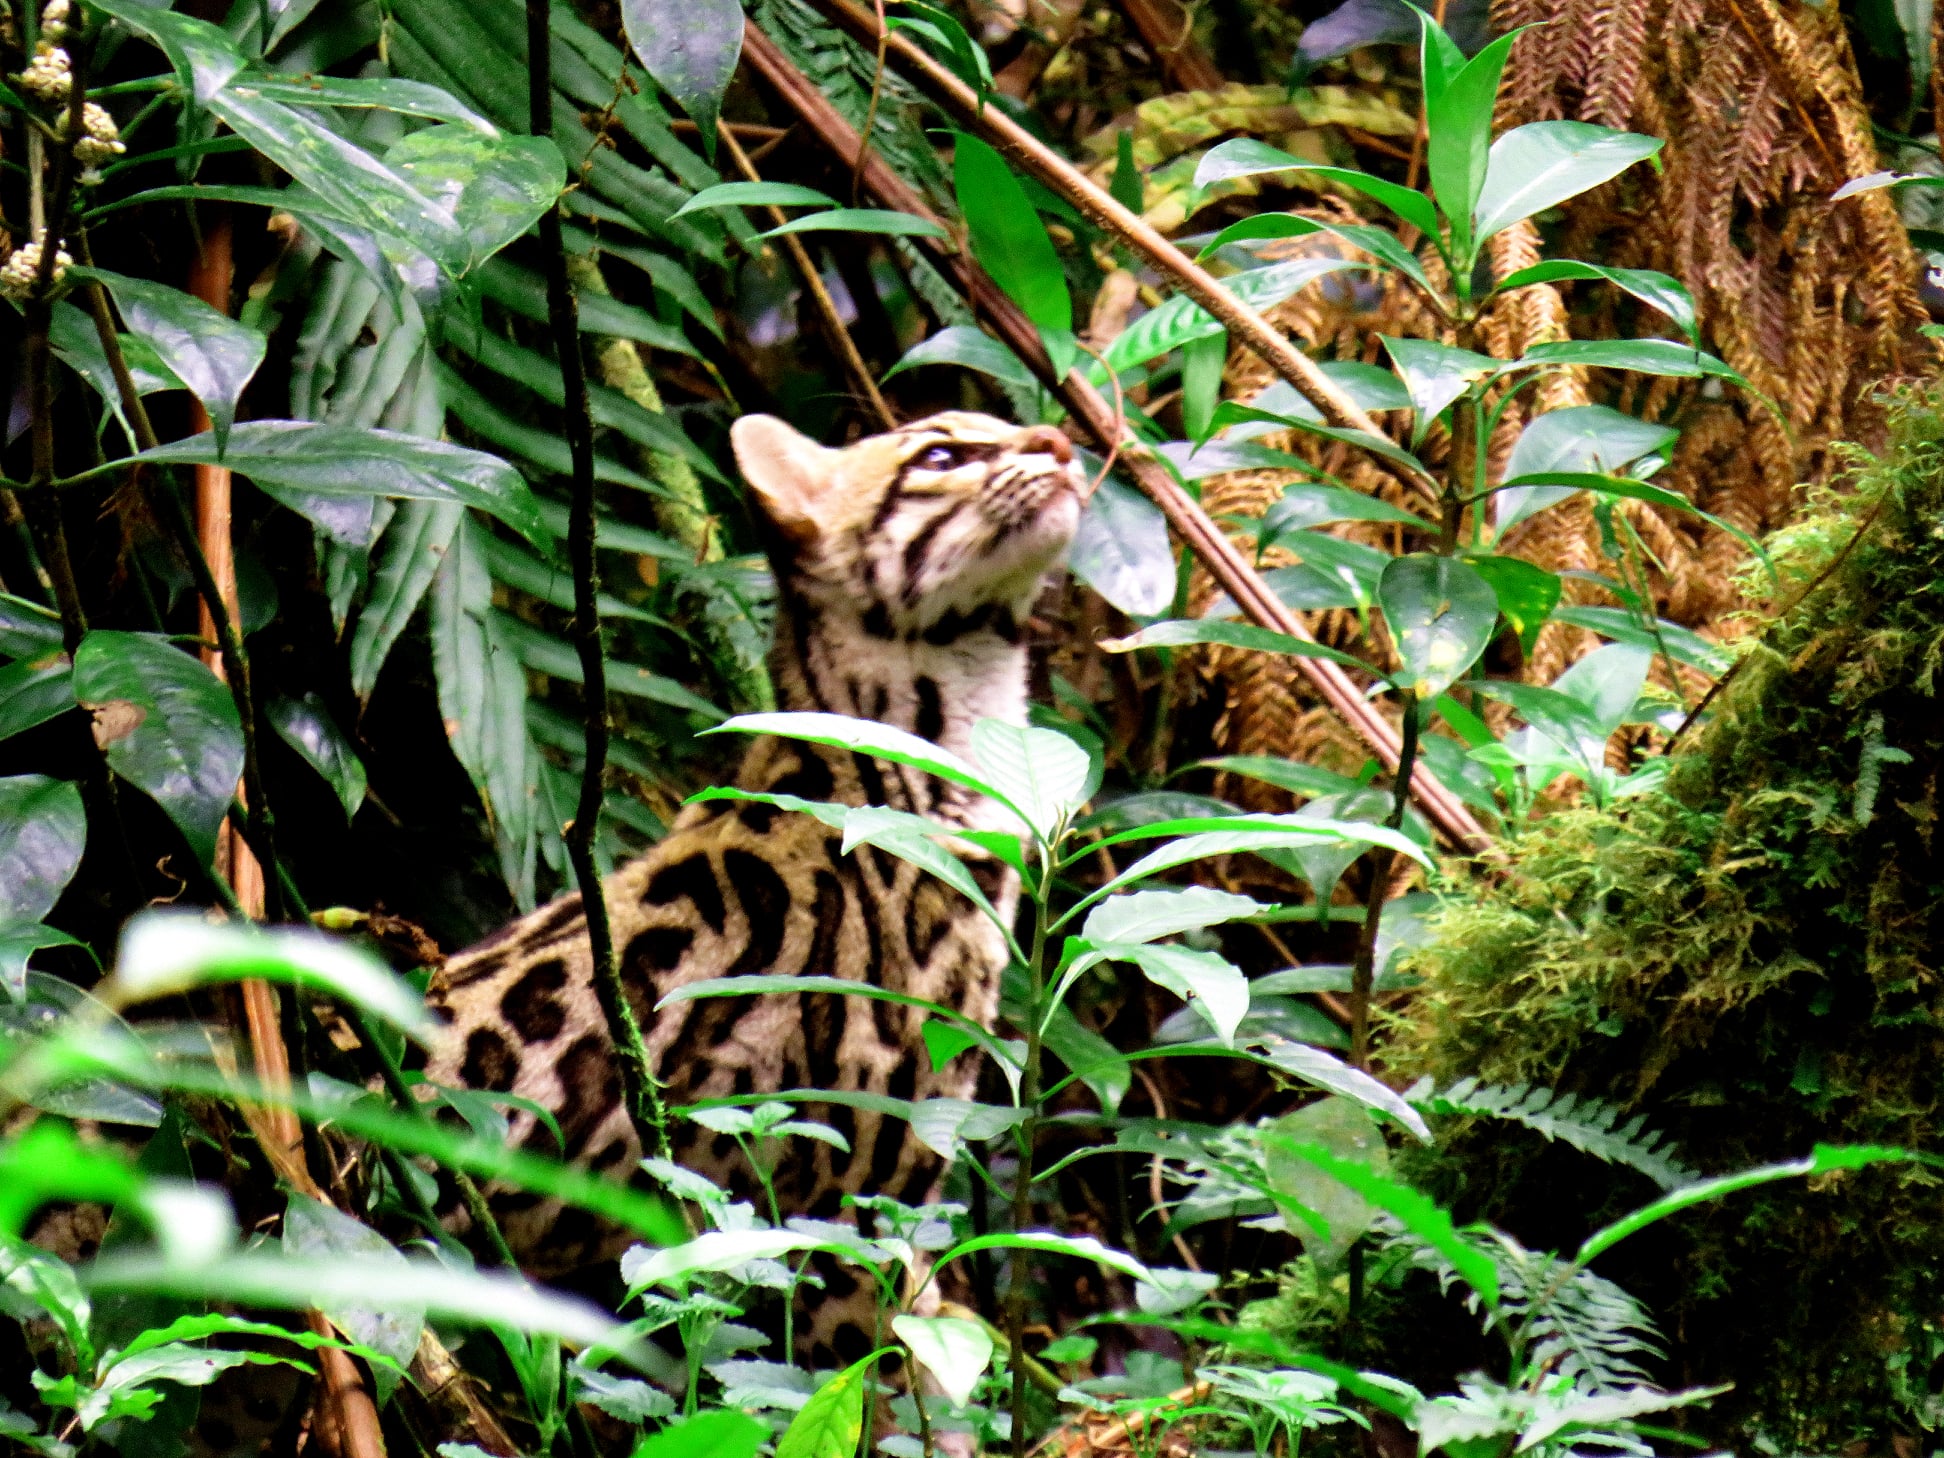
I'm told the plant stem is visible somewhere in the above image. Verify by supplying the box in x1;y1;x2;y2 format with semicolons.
525;0;670;1163
1008;864;1051;1458
1348;692;1418;1071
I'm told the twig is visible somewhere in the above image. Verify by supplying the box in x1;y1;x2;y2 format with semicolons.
718;119;896;430
1348;693;1419;1071
528;0;672;1162
740;21;1492;854
1132;1066;1200;1271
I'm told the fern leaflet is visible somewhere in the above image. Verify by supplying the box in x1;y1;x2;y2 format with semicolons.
1406;1079;1699;1190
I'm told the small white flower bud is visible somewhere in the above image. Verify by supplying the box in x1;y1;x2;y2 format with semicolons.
0;231;74;299
71;101;123;163
17;43;71;102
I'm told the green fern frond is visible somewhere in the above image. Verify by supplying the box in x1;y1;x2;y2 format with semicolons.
1407;1078;1699;1190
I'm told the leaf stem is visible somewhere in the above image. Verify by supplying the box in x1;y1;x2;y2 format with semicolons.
1008;853;1052;1458
526;0;671;1162
1348;691;1418;1071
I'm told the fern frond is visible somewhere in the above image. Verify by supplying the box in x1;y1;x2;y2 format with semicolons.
1407;1078;1699;1190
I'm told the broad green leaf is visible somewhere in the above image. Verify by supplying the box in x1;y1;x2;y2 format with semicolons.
282;1195;422;1404
1467;678;1607;757
883;324;1037;389
0;927;88;1006
1423;25;1524;264
1474;122;1663;244
1515;338;1747;386
708;712;1008;814
1498;405;1678;532
1495;260;1697;343
893;1315;994;1407
348;500;462;702
1070;472;1176;617
1463;554;1560;656
71;269;266;453
88;0;243;102
621;0;743;155
71;632;241;867
126;422;549;550
110;911;436;1041
1159;439;1328;483
670;181;839;217
631;1410;767;1458
1379;555;1499;699
385;125;565;273
1264;787;1396;910
954;132;1075;376
1187;755;1364;801
937;1230;1153;1285
908;1097;1027;1158
1262;1133;1496;1305
267;693;367;820
1209;399;1434;481
49;299;183;432
970;718;1093;841
1195;213;1438;299
1104;618;1375;675
891;3;996;97
1082;887;1264;946
0;776;85;928
622;1230;836;1290
1493;471;1769;563
1261;483;1431;535
1380;336;1498;444
570;1362;675;1422
922;1020;981;1071
1182;332;1225;442
1110;942;1250;1046
55;1343;264;1431
1102;257;1363;374
1553;604;1728;675
233;72;495;131
1193;140;1442;239
776;1352;879;1458
761;209;948;239
1264;1097;1389;1265
1552;642;1654;739
1256;1038;1433;1140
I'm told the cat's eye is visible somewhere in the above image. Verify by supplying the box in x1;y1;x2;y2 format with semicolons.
918;444;963;470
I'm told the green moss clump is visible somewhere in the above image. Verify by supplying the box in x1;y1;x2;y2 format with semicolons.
1387;389;1944;1448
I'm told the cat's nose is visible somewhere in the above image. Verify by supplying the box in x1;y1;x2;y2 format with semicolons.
1016;425;1073;464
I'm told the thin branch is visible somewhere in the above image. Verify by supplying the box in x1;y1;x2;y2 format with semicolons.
1349;692;1419;1071
528;0;672;1162
719;119;896;430
740;21;1492;854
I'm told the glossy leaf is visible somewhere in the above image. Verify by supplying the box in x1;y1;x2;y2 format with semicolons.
1103;257;1362;374
1422;22;1523;262
1553;604;1728;675
1082;887;1264;946
1104;617;1375;675
710;712;1003;813
893;1315;994;1407
1196;212;1438;299
971;719;1094;841
1110;942;1250;1046
70;632;242;867
1516;338;1747;386
1193;140;1442;238
1070;471;1176;616
1378;555;1500;699
954;132;1075;376
621;0;742;155
1181;332;1225;442
385;125;565;273
267;693;367;820
883;323;1037;389
776;1352;879;1458
937;1230;1153;1285
283;1195;422;1403
233;72;494;130
348;500;463;702
0;653;76;744
0;776;86;928
669;181;838;218
1498;405;1678;532
1495;260;1697;343
1261;483;1431;535
1464;554;1560;656
70;269;265;453
1380;336;1497;443
1474;122;1663;244
1189;755;1364;801
761;209;948;239
88;0;242;102
1264;1097;1389;1264
632;1411;767;1458
128;422;548;550
1494;471;1769;563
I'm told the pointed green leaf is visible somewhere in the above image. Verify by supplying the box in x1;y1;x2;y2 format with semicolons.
266;692;367;820
0;776;85;931
1423;25;1524;262
621;0;743;155
1380;336;1497;444
893;1315;994;1408
884;324;1037;389
1498;405;1678;532
760;209;948;239
1495;260;1696;343
670;181;839;218
775;1351;881;1458
1193;141;1442;239
970;718;1094;841
385;125;565;273
1474;122;1663;245
954;132;1075;376
1378;555;1499;699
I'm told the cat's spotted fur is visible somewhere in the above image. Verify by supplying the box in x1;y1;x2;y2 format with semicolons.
425;411;1083;1363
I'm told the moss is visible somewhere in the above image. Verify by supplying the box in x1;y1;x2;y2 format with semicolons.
1377;389;1944;1448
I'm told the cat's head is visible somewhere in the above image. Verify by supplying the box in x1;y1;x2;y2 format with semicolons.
731;410;1084;639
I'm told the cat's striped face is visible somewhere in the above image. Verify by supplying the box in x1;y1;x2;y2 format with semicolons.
731;411;1085;638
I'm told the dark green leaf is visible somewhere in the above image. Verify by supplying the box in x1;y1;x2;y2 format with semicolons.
267;693;367;820
1262;483;1431;534
1379;555;1498;699
88;0;242;102
1193;140;1442;238
1187;754;1364;801
1495;260;1697;343
0;653;76;744
1103;257;1364;374
1474;122;1663;244
760;209;947;239
73;269;266;453
235;72;494;131
621;0;742;155
1552;604;1728;675
669;181;838;218
1197;213;1438;299
1463;554;1560;656
0;775;86;929
1380;335;1497;443
1499;405;1677;532
1112;129;1144;214
1516;338;1748;387
1423;24;1523;263
884;324;1038;389
69;635;240;867
385;125;565;272
347;501;463;703
954;132;1075;375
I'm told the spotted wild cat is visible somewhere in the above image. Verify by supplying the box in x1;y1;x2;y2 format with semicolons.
424;410;1083;1362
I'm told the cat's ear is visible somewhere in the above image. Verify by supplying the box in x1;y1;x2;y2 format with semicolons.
731;415;836;541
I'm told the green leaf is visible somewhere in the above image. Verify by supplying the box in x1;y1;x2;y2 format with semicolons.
1181;332;1225;442
908;1097;1027;1158
1553;604;1728;675
0;776;86;929
838;812;1022;956
1498;405;1678;532
1464;554;1560;656
1197;213;1438;300
1260;483;1432;535
385;125;566;273
1103;257;1363;375
1380;336;1498;444
87;0;242;102
893;1315;993;1407
954;132;1075;376
970;718;1093;842
922;1020;981;1072
1111;129;1144;214
282;1195;422;1403
1515;338;1747;386
233;72;495;131
1104;618;1375;675
0;927;88;1006
348;500;463;702
707;711;1011;817
776;1351;881;1458
631;1410;767;1458
621;0;743;157
1378;555;1499;699
1423;24;1524;264
1258;1037;1432;1141
1108;942;1250;1046
266;693;367;820
1186;755;1364;801
883;323;1037;389
1262;1132;1497;1304
1264;1097;1389;1265
1495;260;1697;344
760;208;948;239
670;181;839;217
1070;471;1176;617
939;1230;1153;1287
1209;399;1433;481
1082;887;1265;946
109;910;439;1042
1474;122;1663;245
72;269;266;453
70;632;241;867
127;422;549;551
1494;471;1769;564
1193;141;1443;239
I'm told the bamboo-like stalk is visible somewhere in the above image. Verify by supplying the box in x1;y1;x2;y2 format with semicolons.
526;0;672;1160
739;21;1492;853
